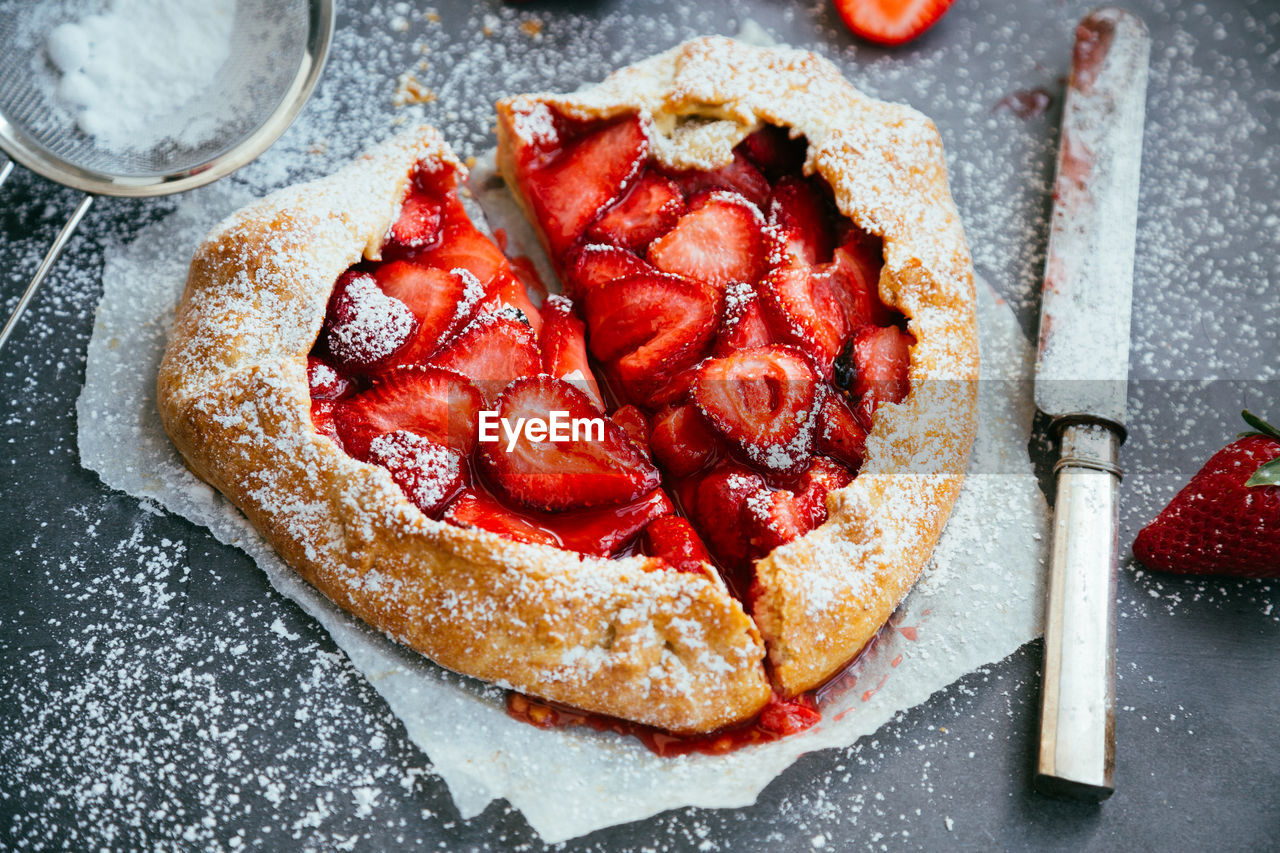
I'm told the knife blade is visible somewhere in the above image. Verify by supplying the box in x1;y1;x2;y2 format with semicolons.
1033;6;1150;802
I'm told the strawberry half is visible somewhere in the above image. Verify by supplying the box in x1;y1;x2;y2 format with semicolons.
418;226;513;296
833;0;957;47
478;376;661;512
817;390;869;471
851;325;914;428
323;271;417;372
789;455;855;529
643;515;713;573
609;404;652;459
429;311;541;405
386;190;443;252
650;403;721;478
759;265;850;378
487;270;544;335
647;192;771;289
661;150;770;209
535;294;604;407
769;176;835;266
311;399;341;446
443;488;673;557
583;272;719;404
443;490;562;549
332;365;483;459
538;294;604;409
374;262;484;365
586;170;685;253
307;356;353;401
1133;411;1280;578
715;282;778;355
524;113;649;255
822;237;893;330
367;430;466;517
692;345;820;476
744;487;811;557
687;462;767;571
563;243;656;298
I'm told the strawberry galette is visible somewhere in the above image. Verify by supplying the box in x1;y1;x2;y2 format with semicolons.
158;38;977;742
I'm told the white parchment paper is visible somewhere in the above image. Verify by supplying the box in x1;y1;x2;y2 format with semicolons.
78;176;1047;843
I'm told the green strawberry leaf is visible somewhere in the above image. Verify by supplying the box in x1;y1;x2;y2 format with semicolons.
1240;410;1280;441
1245;457;1280;488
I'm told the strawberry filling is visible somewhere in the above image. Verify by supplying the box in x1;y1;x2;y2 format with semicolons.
308;119;915;747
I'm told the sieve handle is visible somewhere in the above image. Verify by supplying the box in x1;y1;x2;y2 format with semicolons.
0;189;94;353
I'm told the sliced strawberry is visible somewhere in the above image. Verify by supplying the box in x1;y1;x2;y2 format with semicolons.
641;364;701;409
789;455;855;528
417;225;513;297
821;237;894;330
323;271;417;372
374;262;484;364
445;488;672;557
538;294;604;409
852;324;914;428
744;487;811;556
478;376;660;512
647;192;771;289
524;114;649;255
583;272;718;405
387;190;443;251
768;176;835;266
310;400;342;446
586;170;685;253
643;516;713;573
650;404;720;478
715;282;778;355
563;243;655;298
687;462;766;571
307;356;353;401
553;489;673;556
367;430;466;517
816;390;869;471
662;150;770;208
443;490;562;549
739;125;807;180
692;345;820;475
757;694;821;736
486;271;544;335
428;312;541;405
332;365;483;459
609;404;652;459
833;0;956;47
758;265;849;377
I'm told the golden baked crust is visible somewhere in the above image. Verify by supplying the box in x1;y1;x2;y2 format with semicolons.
496;37;979;696
157;126;773;735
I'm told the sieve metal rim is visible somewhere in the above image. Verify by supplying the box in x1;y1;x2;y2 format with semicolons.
0;0;336;198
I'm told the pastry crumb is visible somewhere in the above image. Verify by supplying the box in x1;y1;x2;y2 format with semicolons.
393;73;436;107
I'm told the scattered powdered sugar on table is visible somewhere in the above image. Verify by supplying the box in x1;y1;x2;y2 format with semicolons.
0;0;1265;846
40;0;235;151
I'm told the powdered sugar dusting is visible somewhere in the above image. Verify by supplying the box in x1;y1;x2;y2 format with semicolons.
326;274;416;365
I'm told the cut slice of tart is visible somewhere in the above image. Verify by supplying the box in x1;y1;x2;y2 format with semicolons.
496;36;979;696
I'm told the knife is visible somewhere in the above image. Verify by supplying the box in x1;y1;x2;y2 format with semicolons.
1033;7;1150;802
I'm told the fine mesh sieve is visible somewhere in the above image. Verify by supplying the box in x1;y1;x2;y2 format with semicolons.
0;0;334;351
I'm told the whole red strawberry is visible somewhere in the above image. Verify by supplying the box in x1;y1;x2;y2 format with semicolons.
1133;411;1280;577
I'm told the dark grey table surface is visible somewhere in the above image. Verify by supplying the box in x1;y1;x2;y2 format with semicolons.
2;0;1278;849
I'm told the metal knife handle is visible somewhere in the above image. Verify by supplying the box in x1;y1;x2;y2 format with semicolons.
1036;422;1121;800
